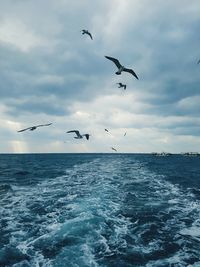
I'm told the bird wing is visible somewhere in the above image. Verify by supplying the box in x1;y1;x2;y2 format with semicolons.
111;147;117;152
123;68;139;80
36;123;52;128
87;32;93;40
83;134;90;140
17;126;33;132
105;56;121;68
67;130;81;137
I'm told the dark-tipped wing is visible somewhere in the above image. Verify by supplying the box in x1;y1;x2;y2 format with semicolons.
87;32;93;40
111;147;117;152
83;134;90;140
17;126;32;132
36;123;52;128
123;67;139;80
67;130;81;137
105;56;121;68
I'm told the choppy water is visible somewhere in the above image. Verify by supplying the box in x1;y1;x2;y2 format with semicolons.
0;153;200;267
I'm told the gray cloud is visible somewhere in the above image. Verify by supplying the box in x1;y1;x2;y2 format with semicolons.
0;0;200;152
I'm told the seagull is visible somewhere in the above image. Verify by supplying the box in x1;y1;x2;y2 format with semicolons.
117;83;127;90
105;129;109;132
105;56;139;80
111;147;117;152
81;29;93;40
67;130;90;140
17;123;52;132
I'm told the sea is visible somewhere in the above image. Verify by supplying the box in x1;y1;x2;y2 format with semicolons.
0;153;200;267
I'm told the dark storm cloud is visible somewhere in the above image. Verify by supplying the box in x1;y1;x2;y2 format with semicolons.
0;0;200;152
6;98;68;117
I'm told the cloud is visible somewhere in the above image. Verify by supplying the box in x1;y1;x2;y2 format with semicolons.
0;0;200;152
0;18;44;52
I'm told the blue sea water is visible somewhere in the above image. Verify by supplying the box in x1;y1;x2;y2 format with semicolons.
0;153;200;267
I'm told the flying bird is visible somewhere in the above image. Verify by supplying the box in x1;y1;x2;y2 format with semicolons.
105;129;109;132
67;130;90;140
17;123;52;132
105;56;139;80
117;83;127;90
81;29;93;40
111;147;117;152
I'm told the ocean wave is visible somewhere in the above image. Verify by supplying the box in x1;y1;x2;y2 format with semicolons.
0;155;199;266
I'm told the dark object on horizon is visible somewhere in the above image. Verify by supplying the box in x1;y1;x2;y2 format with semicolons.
18;123;52;132
105;129;109;132
181;152;200;156
111;147;117;152
81;29;93;40
105;56;139;80
67;130;90;140
152;152;172;157
117;83;127;90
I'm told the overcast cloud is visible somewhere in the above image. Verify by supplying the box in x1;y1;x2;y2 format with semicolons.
0;0;200;153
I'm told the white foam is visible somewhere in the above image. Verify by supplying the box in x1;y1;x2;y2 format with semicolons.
1;156;200;267
180;226;200;237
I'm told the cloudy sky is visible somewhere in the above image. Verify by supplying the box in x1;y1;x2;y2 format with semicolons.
0;0;200;153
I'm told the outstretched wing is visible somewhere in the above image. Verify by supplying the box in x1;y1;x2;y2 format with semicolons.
123;68;139;80
17;126;32;132
36;123;52;128
111;147;117;152
105;56;121;68
87;32;93;40
67;130;81;137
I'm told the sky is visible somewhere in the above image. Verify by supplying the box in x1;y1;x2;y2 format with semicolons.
0;0;200;153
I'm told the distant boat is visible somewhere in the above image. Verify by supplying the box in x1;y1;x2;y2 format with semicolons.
152;152;172;157
181;152;200;156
